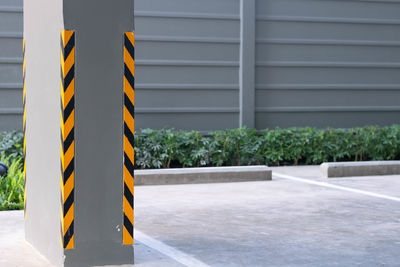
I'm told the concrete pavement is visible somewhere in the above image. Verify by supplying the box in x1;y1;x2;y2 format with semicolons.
1;165;400;266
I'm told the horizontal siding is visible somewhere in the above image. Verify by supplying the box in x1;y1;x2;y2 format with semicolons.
135;0;239;15
255;0;400;129
2;0;400;131
0;88;21;108
0;0;22;131
134;0;240;131
256;0;400;19
256;111;400;129
0;0;240;132
136;113;238;133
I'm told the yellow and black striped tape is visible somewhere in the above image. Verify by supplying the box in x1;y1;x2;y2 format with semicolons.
60;30;75;250
23;40;27;219
123;32;135;245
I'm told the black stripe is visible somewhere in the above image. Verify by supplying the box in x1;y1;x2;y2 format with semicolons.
63;65;75;91
63;127;74;154
124;34;135;61
64;220;74;248
63;33;75;61
123;214;133;237
124;122;134;147
124;183;134;208
124;93;135;119
124;64;135;90
124;152;134;175
63;188;74;217
63;160;74;185
63;95;74;123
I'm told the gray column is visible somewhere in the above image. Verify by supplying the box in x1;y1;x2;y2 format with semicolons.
239;0;256;128
24;0;134;266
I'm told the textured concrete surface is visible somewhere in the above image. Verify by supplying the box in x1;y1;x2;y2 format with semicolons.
1;166;400;266
135;166;272;185
321;161;400;178
0;212;181;267
135;166;400;266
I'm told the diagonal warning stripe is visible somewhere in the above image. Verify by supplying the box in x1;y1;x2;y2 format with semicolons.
60;30;75;250
23;40;27;219
123;32;135;245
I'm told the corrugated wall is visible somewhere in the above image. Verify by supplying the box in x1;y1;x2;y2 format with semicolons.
255;0;400;128
135;0;240;132
0;0;23;131
1;0;400;132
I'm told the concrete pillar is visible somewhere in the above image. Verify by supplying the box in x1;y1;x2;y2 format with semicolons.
24;0;134;266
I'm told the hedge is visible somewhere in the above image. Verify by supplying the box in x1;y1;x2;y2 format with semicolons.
1;125;400;170
135;125;400;168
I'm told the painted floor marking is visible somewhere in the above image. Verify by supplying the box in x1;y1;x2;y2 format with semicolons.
135;229;211;267
273;172;400;202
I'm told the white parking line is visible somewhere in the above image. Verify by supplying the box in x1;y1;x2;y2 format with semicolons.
135;229;211;267
273;172;400;202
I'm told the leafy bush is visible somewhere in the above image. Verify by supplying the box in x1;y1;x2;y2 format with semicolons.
0;154;24;211
0;125;400;210
0;131;23;160
134;125;400;168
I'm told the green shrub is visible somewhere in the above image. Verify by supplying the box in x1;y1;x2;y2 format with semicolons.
0;131;23;160
134;125;400;168
2;125;400;170
1;125;400;210
0;154;24;211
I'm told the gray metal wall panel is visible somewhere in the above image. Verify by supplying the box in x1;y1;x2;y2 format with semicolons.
256;111;400;129
255;0;400;128
0;0;23;131
0;60;22;131
2;0;400;132
134;0;240;131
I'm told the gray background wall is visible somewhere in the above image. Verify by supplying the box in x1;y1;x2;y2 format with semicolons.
1;0;400;132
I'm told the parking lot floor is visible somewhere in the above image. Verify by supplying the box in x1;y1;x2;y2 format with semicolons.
1;165;399;266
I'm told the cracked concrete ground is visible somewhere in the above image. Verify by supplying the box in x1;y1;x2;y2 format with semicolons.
1;166;399;266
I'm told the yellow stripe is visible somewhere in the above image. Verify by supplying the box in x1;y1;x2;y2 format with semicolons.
65;235;74;250
124;135;135;165
62;47;75;77
123;166;134;193
63;79;75;109
63;171;74;202
63;203;74;235
62;31;74;47
124;47;135;76
125;32;135;47
124;106;134;130
63;110;75;140
63;141;74;172
23;39;26;219
123;227;132;244
124;77;135;106
123;197;134;218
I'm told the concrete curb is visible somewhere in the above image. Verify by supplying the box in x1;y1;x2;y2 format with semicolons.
135;166;272;185
321;161;400;178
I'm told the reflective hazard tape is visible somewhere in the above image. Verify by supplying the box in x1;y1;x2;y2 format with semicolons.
60;30;75;250
123;32;135;245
